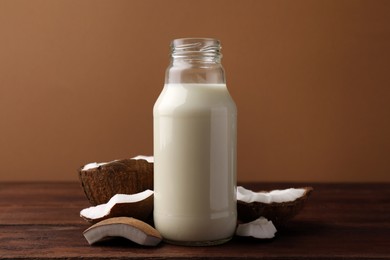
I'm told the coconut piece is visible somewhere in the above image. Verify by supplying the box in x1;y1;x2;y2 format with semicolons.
237;186;313;226
79;156;153;205
80;190;153;223
83;217;162;246
131;155;154;163
236;217;277;239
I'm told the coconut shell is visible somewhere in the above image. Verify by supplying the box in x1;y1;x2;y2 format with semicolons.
81;194;154;224
79;158;153;205
237;187;313;227
83;217;162;246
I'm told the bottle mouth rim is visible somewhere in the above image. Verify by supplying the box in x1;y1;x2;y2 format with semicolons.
172;38;220;45
171;38;222;60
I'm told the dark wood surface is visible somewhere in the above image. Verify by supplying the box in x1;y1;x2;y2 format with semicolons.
0;182;389;259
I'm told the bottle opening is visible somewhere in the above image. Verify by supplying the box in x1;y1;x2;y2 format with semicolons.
171;38;222;62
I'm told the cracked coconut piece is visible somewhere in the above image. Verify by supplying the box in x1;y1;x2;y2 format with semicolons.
79;156;154;205
237;186;313;226
83;217;162;246
80;190;154;223
236;217;277;239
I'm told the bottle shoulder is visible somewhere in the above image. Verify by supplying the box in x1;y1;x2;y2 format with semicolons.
154;84;236;116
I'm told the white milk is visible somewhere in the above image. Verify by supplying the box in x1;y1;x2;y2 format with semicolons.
153;83;237;244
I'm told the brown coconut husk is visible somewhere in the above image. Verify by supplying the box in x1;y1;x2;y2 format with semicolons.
79;158;153;205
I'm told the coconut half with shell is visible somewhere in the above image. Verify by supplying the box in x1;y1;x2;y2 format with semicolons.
79;156;153;205
237;186;313;226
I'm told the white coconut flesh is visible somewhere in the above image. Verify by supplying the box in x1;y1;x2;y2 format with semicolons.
131;155;154;163
80;190;154;220
83;217;162;246
236;217;277;239
81;155;153;171
82;161;110;171
237;186;306;204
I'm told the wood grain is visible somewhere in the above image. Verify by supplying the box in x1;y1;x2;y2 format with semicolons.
0;182;389;259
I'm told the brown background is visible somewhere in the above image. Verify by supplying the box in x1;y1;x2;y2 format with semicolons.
0;0;389;182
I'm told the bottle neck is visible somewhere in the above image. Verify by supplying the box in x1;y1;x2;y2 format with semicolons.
165;38;226;84
171;38;222;63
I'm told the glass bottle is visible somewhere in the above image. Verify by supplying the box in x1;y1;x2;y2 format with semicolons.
153;38;237;246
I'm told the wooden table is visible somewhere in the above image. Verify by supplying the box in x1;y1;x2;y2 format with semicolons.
0;182;389;259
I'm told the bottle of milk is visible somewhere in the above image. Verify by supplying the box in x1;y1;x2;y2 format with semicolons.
153;38;237;246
